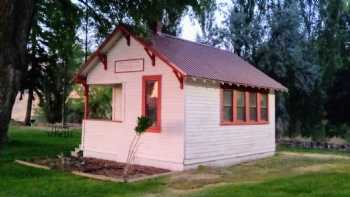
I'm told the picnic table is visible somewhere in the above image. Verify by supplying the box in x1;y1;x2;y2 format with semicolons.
47;123;73;137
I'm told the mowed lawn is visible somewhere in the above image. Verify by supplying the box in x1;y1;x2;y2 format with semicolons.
2;127;350;197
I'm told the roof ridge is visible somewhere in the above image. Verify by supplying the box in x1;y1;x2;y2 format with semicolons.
159;33;235;55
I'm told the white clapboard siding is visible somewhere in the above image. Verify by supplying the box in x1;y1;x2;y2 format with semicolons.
184;79;275;168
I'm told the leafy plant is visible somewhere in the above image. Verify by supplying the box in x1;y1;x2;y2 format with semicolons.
123;116;152;182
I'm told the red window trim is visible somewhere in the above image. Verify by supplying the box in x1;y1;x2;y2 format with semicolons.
142;75;162;132
220;87;269;125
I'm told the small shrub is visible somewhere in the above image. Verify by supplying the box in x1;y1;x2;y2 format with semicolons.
123;116;152;182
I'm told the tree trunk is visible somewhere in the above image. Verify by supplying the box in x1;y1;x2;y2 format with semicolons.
0;0;34;148
24;89;34;126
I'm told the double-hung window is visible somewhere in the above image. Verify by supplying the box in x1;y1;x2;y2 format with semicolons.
221;87;268;125
142;75;161;132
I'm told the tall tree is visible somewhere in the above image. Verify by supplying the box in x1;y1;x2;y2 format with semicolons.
21;0;83;124
75;0;213;45
37;0;82;124
0;0;34;147
325;1;350;126
221;0;267;60
256;1;321;137
318;0;349;87
196;0;221;46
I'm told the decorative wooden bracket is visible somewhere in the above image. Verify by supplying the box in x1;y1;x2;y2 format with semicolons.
97;51;107;70
173;70;184;89
144;47;156;66
121;31;130;46
74;74;89;119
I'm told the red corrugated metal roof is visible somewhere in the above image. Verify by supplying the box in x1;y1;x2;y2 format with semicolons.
77;25;287;91
151;34;287;91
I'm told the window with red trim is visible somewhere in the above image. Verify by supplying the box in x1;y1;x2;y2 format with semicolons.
221;88;269;125
142;75;161;132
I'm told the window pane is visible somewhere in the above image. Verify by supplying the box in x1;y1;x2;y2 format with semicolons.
260;94;268;121
261;94;267;107
236;91;246;121
261;109;268;121
223;90;233;121
224;107;233;121
249;93;257;121
250;108;257;121
249;93;257;107
237;107;245;121
145;80;159;126
236;91;245;107
223;90;232;106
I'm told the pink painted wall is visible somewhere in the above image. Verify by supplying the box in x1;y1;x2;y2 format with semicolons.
83;36;185;171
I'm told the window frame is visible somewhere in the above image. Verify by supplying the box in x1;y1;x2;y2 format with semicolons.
220;86;269;125
142;75;162;132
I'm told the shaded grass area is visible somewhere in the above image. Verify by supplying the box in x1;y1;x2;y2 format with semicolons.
0;126;166;197
1;127;80;161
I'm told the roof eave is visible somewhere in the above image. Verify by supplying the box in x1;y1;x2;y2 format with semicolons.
186;75;288;92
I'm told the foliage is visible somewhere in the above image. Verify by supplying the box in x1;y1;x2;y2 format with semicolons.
326;66;350;126
88;86;112;120
75;0;215;47
25;0;83;124
123;116;153;182
256;1;322;137
66;99;84;123
134;116;153;135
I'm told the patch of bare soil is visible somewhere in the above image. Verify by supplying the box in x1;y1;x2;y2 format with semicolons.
294;164;338;172
169;167;223;190
32;156;170;179
280;152;350;160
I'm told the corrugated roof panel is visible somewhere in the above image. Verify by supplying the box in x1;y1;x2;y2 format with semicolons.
152;34;287;91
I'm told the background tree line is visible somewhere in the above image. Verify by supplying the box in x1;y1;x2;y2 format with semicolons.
0;0;349;148
199;0;350;140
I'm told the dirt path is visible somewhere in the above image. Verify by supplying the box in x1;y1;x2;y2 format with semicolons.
279;151;350;160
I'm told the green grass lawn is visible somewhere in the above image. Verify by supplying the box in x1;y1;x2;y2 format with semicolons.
2;126;350;197
0;127;166;197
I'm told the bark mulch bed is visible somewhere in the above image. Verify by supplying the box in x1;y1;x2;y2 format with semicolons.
27;156;170;180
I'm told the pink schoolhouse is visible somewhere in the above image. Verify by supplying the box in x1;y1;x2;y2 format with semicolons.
75;24;287;171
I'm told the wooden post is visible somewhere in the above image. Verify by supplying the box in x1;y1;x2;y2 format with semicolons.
83;82;89;119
